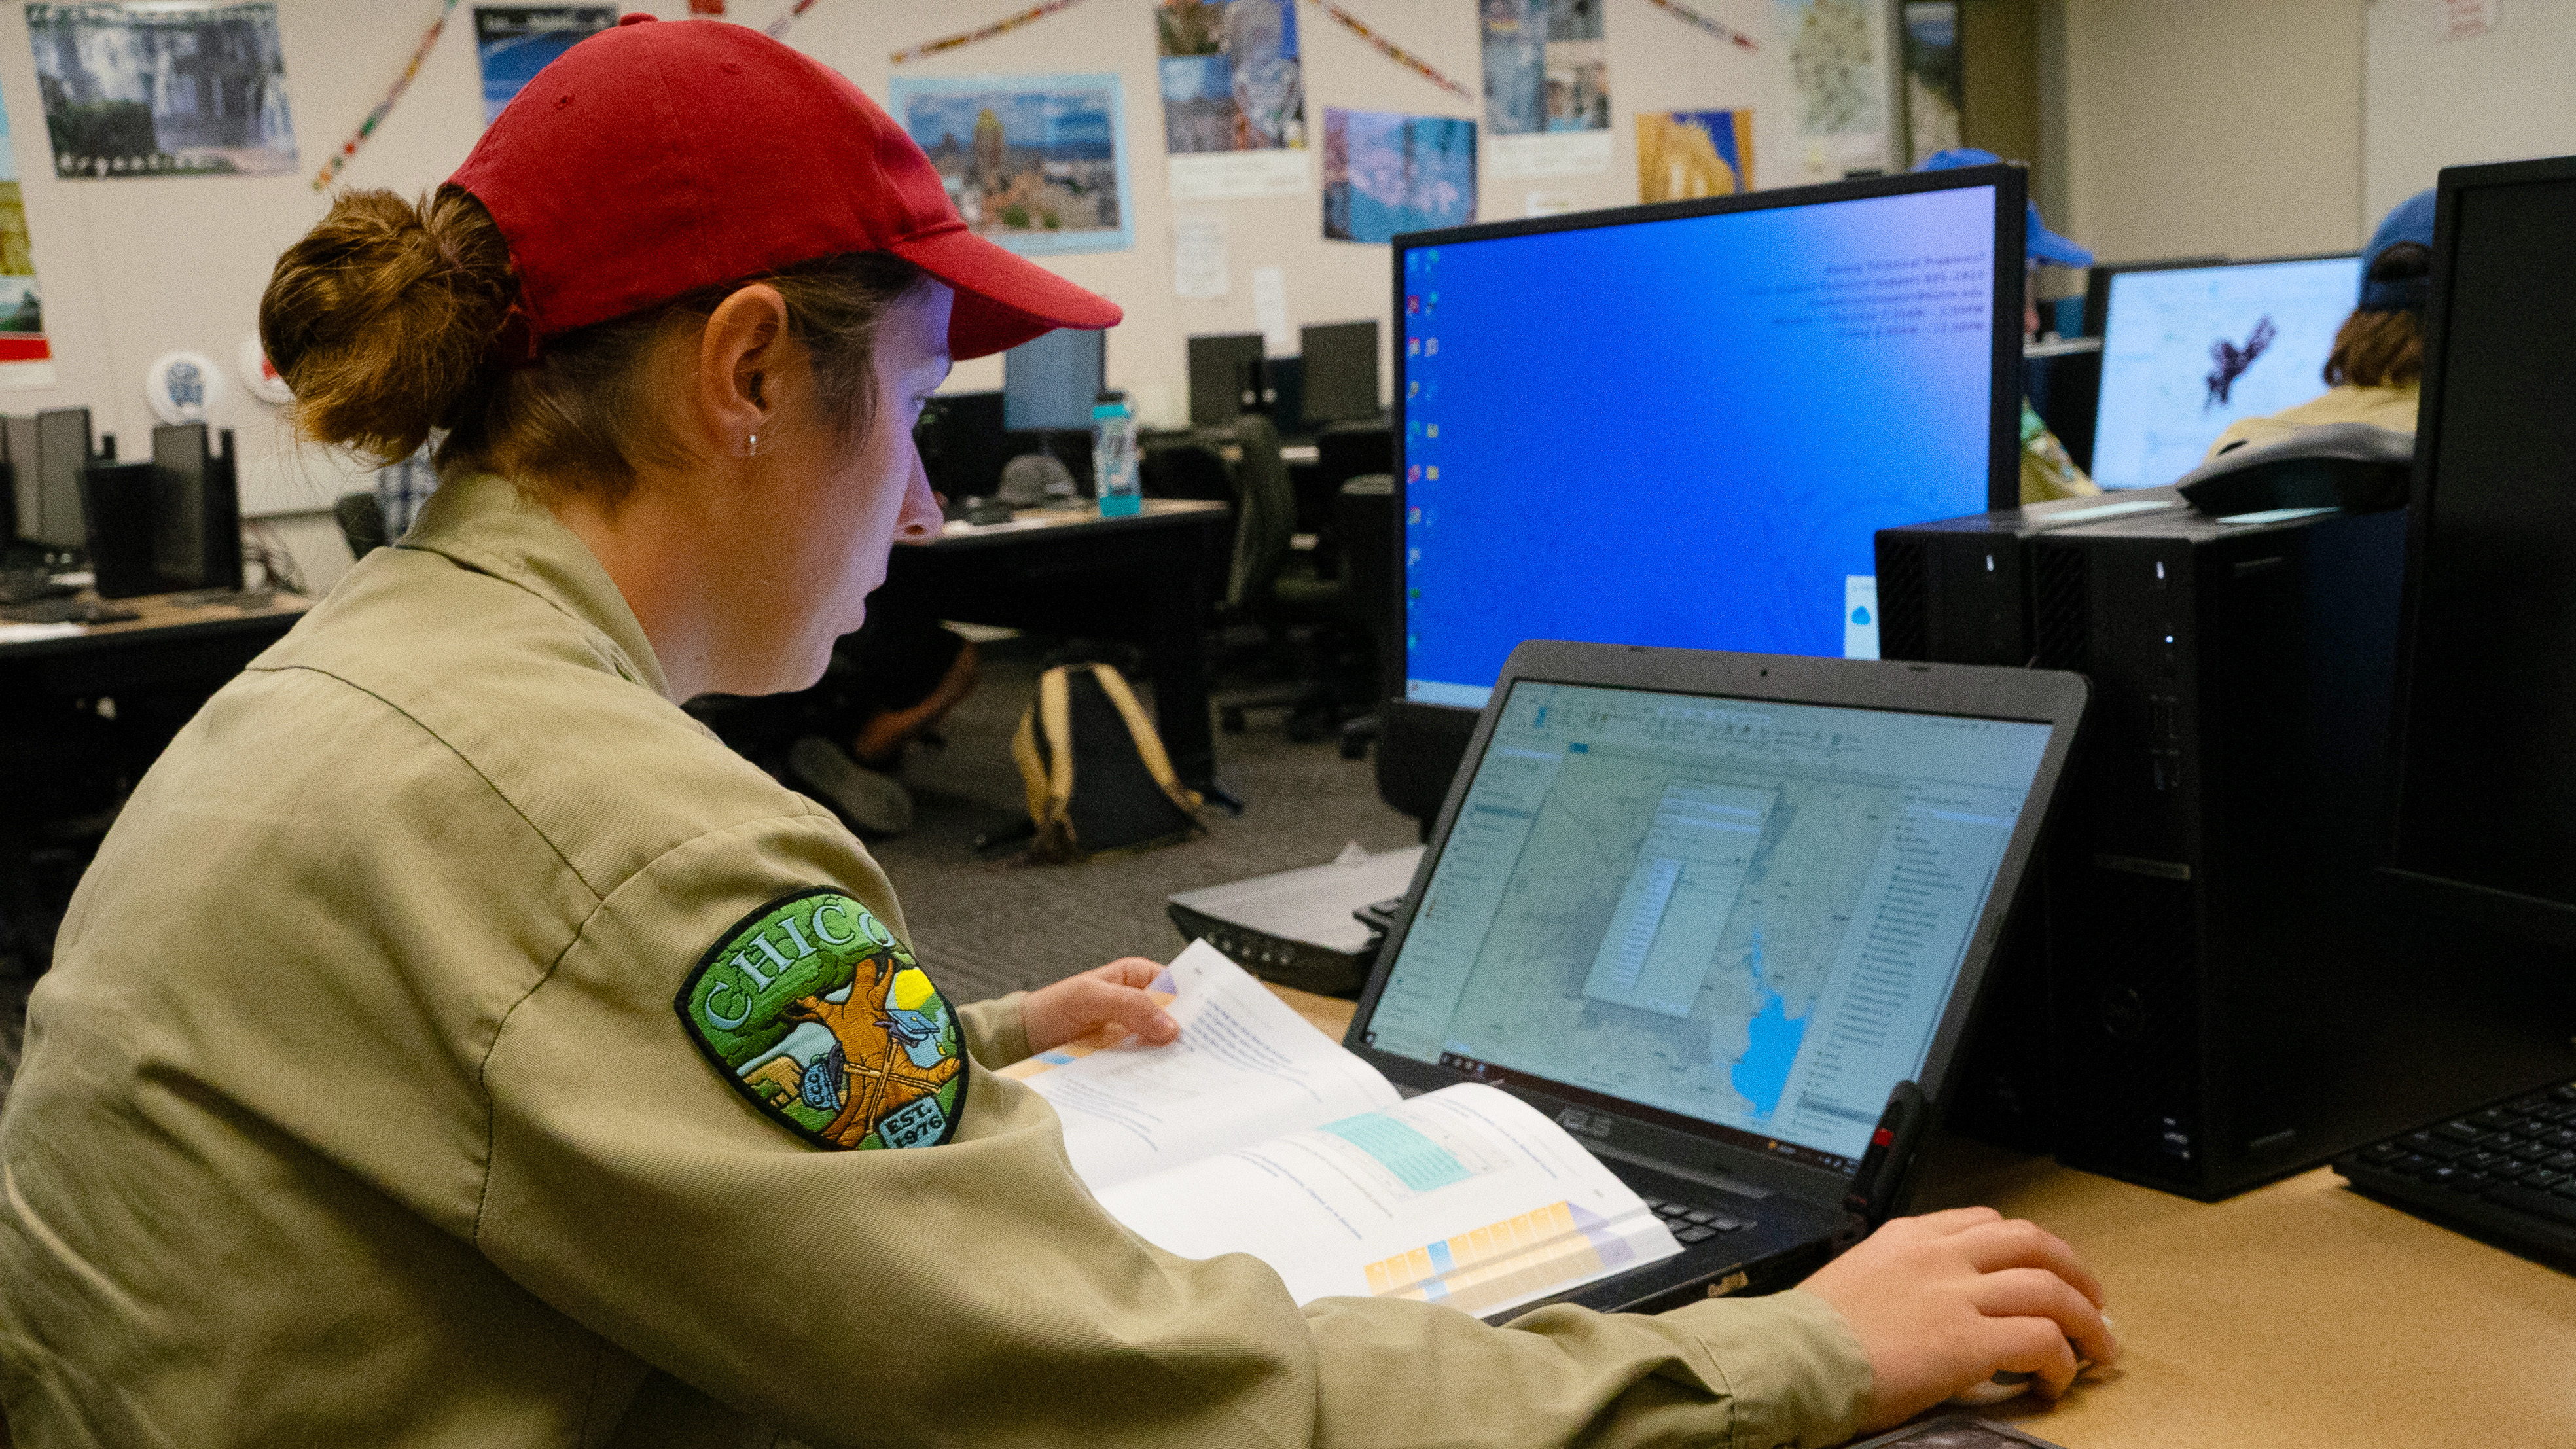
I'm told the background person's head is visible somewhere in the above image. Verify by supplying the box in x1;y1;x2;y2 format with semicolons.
1914;147;2093;338
258;16;1117;698
2324;188;2436;389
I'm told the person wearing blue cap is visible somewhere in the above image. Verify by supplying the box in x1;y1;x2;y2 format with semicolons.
1916;148;2100;501
2204;189;2435;458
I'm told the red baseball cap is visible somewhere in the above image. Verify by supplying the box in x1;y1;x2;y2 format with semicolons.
446;14;1120;360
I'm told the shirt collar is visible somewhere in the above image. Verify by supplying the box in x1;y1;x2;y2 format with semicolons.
401;471;671;700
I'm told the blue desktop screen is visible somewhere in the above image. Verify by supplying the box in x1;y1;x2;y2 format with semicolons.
1399;184;2003;708
2090;254;2362;490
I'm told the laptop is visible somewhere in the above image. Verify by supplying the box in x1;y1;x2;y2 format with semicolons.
1340;639;2088;1317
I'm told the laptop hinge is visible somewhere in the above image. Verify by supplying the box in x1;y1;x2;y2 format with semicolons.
1583;1139;1774;1201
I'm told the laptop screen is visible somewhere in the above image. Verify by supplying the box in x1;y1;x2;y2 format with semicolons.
1359;680;2054;1172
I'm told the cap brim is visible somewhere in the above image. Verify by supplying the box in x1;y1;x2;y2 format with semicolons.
891;224;1123;360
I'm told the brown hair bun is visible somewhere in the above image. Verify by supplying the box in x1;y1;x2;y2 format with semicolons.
259;188;516;467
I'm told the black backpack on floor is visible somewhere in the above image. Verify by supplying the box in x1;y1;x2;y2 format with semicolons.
1012;663;1206;864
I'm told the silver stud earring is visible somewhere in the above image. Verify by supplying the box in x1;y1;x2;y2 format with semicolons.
745;431;759;459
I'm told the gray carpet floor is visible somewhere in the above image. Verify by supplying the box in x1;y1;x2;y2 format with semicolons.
863;638;1418;1005
0;638;1416;1099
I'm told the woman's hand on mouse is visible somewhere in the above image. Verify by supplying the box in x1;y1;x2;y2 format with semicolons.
1798;1206;2118;1431
1023;958;1183;1056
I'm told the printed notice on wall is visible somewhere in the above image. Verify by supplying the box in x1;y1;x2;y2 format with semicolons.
1173;214;1230;300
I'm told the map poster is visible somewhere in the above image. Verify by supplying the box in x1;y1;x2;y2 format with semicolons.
891;74;1135;257
26;3;298;178
474;7;617;127
1158;0;1311;200
0;75;56;389
1776;0;1891;179
1322;107;1476;245
1636;108;1753;202
1482;0;1611;179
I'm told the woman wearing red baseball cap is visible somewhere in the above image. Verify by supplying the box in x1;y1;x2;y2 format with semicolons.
0;18;2109;1446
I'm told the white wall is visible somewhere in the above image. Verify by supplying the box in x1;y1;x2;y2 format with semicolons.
0;0;1844;592
2048;0;2369;267
2363;0;2576;222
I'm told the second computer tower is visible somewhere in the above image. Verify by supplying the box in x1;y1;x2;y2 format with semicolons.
2024;503;2550;1198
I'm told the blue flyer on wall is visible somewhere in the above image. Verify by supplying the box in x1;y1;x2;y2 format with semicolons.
474;7;617;126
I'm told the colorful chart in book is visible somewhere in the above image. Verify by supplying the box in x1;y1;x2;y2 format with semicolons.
997;973;1177;1080
1362;1200;1660;1316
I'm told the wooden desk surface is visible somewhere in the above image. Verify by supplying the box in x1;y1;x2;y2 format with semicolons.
910;497;1227;546
1269;986;2576;1447
0;588;310;657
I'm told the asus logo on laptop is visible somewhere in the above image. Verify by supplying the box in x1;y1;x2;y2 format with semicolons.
1557;1107;1615;1141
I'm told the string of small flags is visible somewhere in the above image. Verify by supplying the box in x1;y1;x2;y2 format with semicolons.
310;0;461;192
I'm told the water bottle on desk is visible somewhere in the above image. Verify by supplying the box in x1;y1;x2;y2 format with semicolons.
1093;389;1141;517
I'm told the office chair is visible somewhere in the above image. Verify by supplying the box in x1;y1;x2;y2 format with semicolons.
1329;473;1394;760
334;492;389;560
1211;416;1376;743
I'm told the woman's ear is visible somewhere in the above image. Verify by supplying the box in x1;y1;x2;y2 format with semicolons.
698;283;789;457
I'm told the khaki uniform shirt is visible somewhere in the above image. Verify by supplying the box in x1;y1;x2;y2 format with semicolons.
2204;382;2421;460
0;472;1872;1448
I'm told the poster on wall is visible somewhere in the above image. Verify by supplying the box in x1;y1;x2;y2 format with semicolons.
0;81;56;389
475;7;618;126
26;3;298;178
890;74;1134;257
1482;0;1611;179
1777;0;1889;180
1636;109;1752;202
1156;0;1310;200
1899;1;1961;165
1322;107;1475;245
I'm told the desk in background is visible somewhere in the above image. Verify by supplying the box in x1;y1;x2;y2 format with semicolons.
1271;985;2576;1448
0;589;310;698
885;500;1231;791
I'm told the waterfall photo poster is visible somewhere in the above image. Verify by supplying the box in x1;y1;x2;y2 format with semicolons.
26;3;298;178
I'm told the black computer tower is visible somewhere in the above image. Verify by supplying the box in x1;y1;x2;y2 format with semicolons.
2022;503;2543;1198
151;424;243;593
1872;488;2180;1149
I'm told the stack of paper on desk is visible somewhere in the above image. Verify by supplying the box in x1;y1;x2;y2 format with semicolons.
1001;941;1680;1317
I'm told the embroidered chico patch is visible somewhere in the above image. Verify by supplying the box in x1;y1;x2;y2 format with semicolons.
677;889;967;1150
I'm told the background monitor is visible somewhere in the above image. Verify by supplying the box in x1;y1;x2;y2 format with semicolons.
1002;327;1107;433
1187;332;1266;427
1300;319;1382;425
2088;252;2363;490
1395;166;2023;709
2384;154;2576;945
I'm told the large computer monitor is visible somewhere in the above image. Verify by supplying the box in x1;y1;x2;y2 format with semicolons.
1300;319;1382;425
1395;166;2023;708
1002;327;1106;433
2384;154;2576;946
2087;252;2363;490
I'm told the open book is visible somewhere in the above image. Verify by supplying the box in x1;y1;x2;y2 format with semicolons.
999;941;1681;1318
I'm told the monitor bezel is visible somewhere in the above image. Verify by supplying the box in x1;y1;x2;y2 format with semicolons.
2083;249;2363;487
1341;638;2088;1200
2380;153;2576;948
1387;164;2028;710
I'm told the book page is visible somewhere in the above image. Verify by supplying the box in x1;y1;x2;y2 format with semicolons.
1001;941;1401;1190
1094;1082;1681;1318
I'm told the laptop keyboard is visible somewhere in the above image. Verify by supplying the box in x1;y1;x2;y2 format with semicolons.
2336;1081;2576;1257
1639;1194;1752;1245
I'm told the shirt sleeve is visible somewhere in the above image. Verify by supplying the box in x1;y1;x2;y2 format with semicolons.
473;814;1874;1449
956;992;1031;1068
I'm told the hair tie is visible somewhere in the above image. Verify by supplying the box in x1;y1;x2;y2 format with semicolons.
490;304;543;370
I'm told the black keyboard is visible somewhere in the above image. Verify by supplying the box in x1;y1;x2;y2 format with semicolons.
2334;1080;2576;1264
1637;1193;1753;1247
